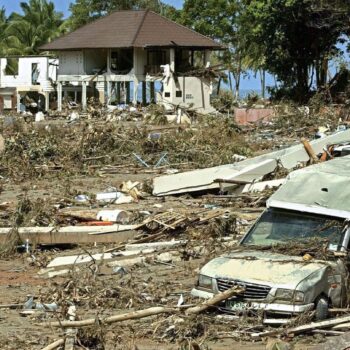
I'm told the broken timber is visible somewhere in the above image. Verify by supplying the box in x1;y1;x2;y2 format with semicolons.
42;287;243;328
252;315;350;339
0;225;139;244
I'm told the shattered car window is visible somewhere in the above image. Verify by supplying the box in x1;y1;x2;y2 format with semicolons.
242;209;344;250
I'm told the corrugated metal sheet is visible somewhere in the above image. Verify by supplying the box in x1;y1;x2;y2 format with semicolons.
40;10;222;51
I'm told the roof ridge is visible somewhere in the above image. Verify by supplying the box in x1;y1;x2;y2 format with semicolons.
146;10;220;47
131;9;149;46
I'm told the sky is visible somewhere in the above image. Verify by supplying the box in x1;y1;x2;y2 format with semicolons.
1;0;184;16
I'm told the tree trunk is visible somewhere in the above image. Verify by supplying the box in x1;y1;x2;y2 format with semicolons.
217;77;222;95
320;58;328;87
296;61;309;102
233;68;241;101
229;72;233;93
259;69;266;99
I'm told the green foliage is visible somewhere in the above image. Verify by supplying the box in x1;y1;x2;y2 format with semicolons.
181;0;247;99
67;0;180;31
240;0;350;101
4;58;18;76
181;0;238;43
5;0;64;55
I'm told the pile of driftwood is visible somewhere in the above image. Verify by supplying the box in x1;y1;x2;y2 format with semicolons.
40;286;244;350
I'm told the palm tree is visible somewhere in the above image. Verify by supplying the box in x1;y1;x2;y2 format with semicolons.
6;0;64;55
0;7;10;56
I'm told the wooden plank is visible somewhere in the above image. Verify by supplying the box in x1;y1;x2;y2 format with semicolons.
252;315;350;339
0;226;138;244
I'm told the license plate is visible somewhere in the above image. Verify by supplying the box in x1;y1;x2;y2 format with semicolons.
225;300;248;311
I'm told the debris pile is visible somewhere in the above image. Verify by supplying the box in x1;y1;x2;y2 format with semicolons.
1;104;350;349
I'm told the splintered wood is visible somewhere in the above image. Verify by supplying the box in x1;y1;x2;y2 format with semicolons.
42;286;244;328
146;211;188;230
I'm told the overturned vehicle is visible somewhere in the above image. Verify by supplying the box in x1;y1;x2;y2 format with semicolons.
192;156;350;324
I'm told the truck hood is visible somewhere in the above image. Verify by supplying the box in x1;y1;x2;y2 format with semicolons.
200;250;330;289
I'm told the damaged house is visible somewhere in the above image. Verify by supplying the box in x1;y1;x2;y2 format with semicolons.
40;10;222;113
0;55;57;113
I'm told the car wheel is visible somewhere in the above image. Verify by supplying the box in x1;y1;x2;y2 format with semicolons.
315;297;329;320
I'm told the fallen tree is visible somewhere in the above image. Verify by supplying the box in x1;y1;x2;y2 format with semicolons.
42;286;244;328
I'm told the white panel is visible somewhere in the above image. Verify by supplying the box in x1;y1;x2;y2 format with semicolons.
58;51;84;75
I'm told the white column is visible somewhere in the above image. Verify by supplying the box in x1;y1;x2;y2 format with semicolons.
205;50;211;68
82;81;87;110
16;92;21;113
133;78;139;105
45;92;49;111
170;48;175;72
106;81;111;105
57;82;62;112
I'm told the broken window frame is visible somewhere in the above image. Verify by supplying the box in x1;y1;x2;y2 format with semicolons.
145;50;167;75
32;63;40;85
4;58;19;76
110;48;133;74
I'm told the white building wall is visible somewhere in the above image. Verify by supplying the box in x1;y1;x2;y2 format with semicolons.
160;76;214;114
58;51;84;75
0;56;54;91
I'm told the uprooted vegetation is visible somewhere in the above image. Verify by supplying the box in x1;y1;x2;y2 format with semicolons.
0;116;251;181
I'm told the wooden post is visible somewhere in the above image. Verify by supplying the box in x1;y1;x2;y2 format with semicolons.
116;82;121;104
126;82;130;104
150;81;155;103
301;138;319;163
142;81;147;105
41;339;64;350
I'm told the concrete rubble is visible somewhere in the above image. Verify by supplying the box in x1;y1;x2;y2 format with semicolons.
153;128;350;196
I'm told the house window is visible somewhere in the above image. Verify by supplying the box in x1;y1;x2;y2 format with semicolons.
164;92;171;98
147;50;166;66
176;90;182;98
110;48;133;73
32;63;39;85
4;58;19;76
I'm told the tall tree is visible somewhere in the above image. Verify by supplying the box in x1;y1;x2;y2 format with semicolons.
6;0;64;55
0;7;9;56
67;0;179;31
181;0;245;99
240;0;350;101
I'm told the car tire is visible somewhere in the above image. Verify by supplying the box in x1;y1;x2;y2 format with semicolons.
315;297;329;320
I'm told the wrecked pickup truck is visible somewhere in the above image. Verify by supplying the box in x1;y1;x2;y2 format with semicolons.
192;156;350;324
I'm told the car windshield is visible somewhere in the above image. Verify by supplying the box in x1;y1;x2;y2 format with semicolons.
241;209;344;251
